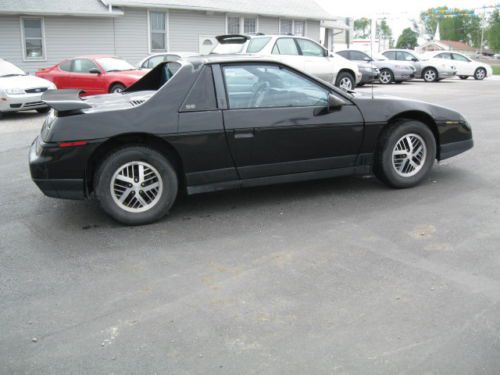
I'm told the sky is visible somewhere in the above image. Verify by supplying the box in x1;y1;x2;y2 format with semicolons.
316;0;492;39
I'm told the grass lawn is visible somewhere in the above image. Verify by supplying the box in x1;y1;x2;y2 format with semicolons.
493;66;500;75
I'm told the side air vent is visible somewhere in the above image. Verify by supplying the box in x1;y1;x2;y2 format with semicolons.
129;98;146;107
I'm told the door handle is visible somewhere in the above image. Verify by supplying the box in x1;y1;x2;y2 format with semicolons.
234;130;254;139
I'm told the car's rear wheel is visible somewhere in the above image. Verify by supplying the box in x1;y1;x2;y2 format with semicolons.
335;72;354;91
378;69;394;84
109;83;126;93
459;75;468;80
374;119;436;188
474;67;486;80
95;146;178;225
423;68;438;82
36;107;50;114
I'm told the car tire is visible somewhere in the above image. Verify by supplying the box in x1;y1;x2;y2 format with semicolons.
374;119;436;189
94;146;178;225
378;68;394;84
36;107;50;114
109;83;126;93
459;75;468;80
422;67;438;82
474;67;486;80
335;72;354;91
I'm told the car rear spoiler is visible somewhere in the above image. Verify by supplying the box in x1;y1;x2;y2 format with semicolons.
41;89;91;114
215;34;251;44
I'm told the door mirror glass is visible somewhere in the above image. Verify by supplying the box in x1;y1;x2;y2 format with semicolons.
88;68;101;74
411;57;418;62
328;93;345;111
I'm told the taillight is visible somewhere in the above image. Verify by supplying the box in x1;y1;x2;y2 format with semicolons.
58;141;88;148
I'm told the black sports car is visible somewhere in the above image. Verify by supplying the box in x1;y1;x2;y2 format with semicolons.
29;56;473;225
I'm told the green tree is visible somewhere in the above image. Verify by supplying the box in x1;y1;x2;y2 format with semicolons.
353;17;370;38
487;10;500;52
396;28;418;49
420;7;482;47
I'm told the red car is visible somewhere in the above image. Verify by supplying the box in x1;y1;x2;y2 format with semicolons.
36;55;147;96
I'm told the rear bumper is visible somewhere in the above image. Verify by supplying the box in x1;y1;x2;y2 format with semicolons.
439;139;473;160
29;136;89;200
359;71;379;84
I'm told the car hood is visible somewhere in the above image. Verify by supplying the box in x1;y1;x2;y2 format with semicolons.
0;74;55;90
351;92;463;123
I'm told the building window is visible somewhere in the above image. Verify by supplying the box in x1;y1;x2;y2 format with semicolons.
150;11;167;51
227;16;240;34
244;18;256;34
280;19;293;35
227;15;257;34
280;19;305;36
294;21;305;36
21;17;45;60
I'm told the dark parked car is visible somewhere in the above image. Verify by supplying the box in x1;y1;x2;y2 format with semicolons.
30;56;473;225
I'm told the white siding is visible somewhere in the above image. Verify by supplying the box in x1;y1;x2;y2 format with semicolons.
306;20;321;42
113;8;148;65
0;16;22;68
259;16;279;34
168;10;225;52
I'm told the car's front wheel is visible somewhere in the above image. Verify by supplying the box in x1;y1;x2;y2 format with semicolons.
95;146;178;225
474;67;486;80
335;72;354;91
379;69;394;84
422;68;438;82
375;119;436;188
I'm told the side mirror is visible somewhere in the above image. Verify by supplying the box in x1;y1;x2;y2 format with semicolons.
328;94;345;111
89;68;101;74
411;57;418;62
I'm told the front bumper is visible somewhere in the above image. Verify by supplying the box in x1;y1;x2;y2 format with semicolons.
359;71;379;85
29;136;90;200
440;139;473;160
0;93;48;112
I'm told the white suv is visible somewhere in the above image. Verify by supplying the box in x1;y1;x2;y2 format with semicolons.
211;35;362;90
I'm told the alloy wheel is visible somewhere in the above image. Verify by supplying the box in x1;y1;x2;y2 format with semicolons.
392;133;427;177
339;77;353;90
424;69;436;82
475;68;486;80
379;70;392;84
110;161;163;213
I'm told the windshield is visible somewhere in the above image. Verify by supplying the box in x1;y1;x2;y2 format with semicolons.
0;60;26;77
96;58;135;72
211;42;246;54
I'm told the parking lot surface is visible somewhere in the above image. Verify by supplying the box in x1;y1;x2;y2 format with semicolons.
1;78;500;374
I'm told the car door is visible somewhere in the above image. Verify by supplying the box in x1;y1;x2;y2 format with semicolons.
452;53;473;75
397;51;421;76
295;38;334;83
65;58;106;95
219;63;364;179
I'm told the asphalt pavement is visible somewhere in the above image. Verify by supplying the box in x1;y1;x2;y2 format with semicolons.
1;77;499;374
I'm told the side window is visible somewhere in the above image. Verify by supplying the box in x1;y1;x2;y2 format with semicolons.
452;53;469;62
336;51;350;59
143;55;165;69
296;39;325;57
272;38;299;55
350;51;369;61
383;51;396;60
72;59;98;73
59;60;72;72
436;53;452;60
397;52;414;61
222;64;329;109
181;66;217;112
247;37;271;53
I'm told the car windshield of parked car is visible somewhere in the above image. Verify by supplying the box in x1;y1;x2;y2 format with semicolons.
97;58;135;72
247;37;271;53
211;42;246;54
223;64;329;109
0;60;26;77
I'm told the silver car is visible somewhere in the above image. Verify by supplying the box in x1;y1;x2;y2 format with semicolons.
382;49;456;82
211;34;362;91
337;50;415;85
